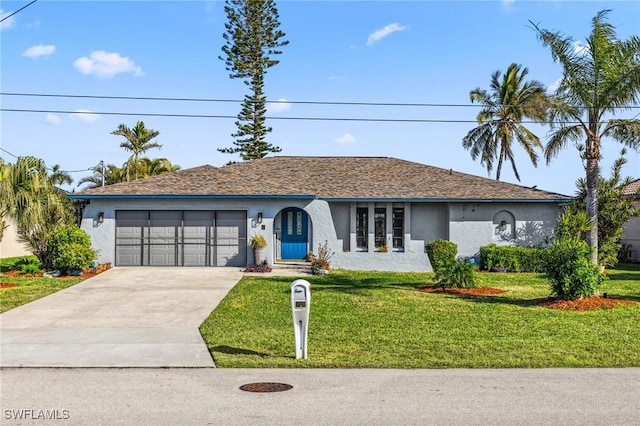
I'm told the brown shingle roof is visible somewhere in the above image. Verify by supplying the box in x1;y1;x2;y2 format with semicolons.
74;156;570;201
622;179;640;197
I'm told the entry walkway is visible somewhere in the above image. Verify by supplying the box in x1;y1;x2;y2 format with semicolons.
0;267;244;367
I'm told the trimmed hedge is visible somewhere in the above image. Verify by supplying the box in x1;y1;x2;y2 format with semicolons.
425;240;457;271
479;244;548;273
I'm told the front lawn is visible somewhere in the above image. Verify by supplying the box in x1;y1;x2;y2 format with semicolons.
1;256;84;313
199;267;640;368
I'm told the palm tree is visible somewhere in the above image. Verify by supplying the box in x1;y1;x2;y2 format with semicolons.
139;157;181;177
532;9;640;264
0;156;74;263
462;63;549;181
111;121;161;181
77;163;127;190
48;164;73;186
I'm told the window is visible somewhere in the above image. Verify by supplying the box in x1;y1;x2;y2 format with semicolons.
392;207;404;248
356;208;368;249
287;211;293;235
374;207;386;248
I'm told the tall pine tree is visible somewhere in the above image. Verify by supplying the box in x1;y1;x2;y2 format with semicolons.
219;0;288;161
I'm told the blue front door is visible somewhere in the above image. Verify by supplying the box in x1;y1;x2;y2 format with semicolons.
281;208;308;260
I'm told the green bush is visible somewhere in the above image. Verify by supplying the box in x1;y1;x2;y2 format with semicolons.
425;240;457;271
479;244;520;271
544;238;604;300
479;244;548;272
433;258;477;288
46;225;96;272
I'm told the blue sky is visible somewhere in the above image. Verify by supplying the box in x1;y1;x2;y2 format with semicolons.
1;0;639;195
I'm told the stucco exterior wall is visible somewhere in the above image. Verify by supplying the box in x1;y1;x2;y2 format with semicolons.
79;198;563;272
80;198;319;266
0;218;31;258
620;199;640;262
448;202;561;257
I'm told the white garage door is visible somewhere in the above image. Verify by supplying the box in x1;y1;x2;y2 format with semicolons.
115;210;247;267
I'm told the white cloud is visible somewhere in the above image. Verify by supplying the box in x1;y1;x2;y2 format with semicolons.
335;133;357;145
548;77;562;93
366;23;407;46
268;98;291;113
27;19;41;28
23;44;56;58
44;113;61;125
572;40;589;56
73;50;143;78
502;0;516;6
0;9;16;30
70;110;99;122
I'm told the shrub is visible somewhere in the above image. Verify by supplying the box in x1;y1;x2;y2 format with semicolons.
311;240;335;275
433;258;477;288
250;234;267;249
479;244;547;272
544;238;604;300
245;260;273;273
425;240;457;272
46;225;96;272
11;256;40;271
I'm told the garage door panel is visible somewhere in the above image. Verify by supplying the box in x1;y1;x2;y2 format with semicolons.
215;211;246;266
184;244;207;266
149;244;177;266
116;245;142;266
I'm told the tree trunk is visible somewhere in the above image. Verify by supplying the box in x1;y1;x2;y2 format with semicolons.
585;156;599;265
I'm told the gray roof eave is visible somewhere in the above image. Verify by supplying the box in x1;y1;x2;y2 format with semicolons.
321;197;573;203
68;194;317;200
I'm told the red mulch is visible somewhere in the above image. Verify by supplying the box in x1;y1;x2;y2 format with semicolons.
417;286;506;295
539;296;636;311
1;263;112;280
0;283;18;289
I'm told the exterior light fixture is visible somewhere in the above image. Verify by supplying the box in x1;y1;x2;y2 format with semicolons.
97;212;104;224
499;220;507;231
257;212;263;223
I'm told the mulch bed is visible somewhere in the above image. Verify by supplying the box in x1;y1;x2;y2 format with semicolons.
539;296;636;311
1;263;112;280
416;286;506;295
0;283;18;289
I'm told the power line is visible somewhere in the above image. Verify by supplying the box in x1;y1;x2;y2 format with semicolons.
0;0;38;23
0;147;94;173
0;92;490;108
0;107;593;124
3;91;640;109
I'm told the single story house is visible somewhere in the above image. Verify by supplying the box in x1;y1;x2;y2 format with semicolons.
70;156;570;272
621;179;640;262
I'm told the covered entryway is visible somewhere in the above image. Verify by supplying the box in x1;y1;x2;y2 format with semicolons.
279;207;309;260
115;210;247;267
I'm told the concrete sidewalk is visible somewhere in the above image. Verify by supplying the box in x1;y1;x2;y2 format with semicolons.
0;267;244;367
1;368;638;425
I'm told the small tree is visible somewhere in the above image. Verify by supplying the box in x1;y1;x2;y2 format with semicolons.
556;149;637;268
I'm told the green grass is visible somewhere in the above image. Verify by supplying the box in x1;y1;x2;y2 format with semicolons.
200;266;640;368
1;256;83;313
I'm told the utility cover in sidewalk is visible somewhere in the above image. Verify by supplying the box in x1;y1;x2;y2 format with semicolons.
239;383;293;393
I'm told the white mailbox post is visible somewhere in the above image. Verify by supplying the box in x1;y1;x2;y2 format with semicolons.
290;279;311;360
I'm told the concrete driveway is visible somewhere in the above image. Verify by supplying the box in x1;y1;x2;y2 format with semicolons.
0;267;244;367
